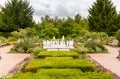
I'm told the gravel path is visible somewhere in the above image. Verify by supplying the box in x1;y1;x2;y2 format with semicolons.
88;45;120;78
0;45;30;76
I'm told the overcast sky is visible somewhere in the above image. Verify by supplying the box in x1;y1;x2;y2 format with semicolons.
0;0;120;23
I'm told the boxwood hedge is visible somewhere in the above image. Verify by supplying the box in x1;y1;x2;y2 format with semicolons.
45;57;73;60
37;51;79;58
25;59;96;72
11;69;113;79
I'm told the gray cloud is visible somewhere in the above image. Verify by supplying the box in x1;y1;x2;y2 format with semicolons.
53;4;74;17
0;0;120;23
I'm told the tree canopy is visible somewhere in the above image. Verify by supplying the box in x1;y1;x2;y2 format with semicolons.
0;0;34;32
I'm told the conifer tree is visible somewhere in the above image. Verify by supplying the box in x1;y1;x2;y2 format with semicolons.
0;0;34;32
88;0;119;35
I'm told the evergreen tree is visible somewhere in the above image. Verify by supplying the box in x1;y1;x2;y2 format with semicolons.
88;0;119;35
74;14;82;23
0;0;34;32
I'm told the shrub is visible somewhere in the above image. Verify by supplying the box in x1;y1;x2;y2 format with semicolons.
75;46;88;58
32;46;43;55
10;38;35;53
76;32;108;44
25;59;96;72
0;32;10;37
11;28;38;39
116;29;120;46
37;51;79;58
45;57;73;60
85;40;108;53
11;69;113;79
75;46;88;54
0;36;7;46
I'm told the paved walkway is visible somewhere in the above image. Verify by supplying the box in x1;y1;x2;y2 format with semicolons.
0;45;30;75
88;45;120;78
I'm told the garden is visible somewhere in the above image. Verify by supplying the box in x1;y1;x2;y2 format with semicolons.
10;51;113;79
0;0;120;79
0;16;120;79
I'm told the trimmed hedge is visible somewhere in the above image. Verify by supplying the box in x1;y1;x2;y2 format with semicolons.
37;51;79;58
11;69;113;79
25;59;96;72
45;57;73;60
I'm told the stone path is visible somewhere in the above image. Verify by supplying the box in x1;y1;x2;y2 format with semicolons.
88;45;120;78
0;45;30;76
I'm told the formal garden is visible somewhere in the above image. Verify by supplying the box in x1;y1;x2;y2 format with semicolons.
0;0;120;79
0;32;120;78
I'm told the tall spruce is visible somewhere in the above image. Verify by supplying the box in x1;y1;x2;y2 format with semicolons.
88;0;119;35
0;0;34;32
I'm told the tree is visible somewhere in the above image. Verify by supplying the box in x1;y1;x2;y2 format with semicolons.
74;14;82;23
0;0;34;32
88;0;119;35
59;20;74;37
41;23;59;39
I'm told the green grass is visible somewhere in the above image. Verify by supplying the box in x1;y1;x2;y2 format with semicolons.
37;51;79;58
11;69;113;79
25;59;96;72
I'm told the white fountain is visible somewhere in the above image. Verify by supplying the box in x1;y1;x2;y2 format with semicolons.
43;36;74;51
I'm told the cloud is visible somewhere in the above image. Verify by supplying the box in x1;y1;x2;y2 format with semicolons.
29;0;97;22
0;0;120;23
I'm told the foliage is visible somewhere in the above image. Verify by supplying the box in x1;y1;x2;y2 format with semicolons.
88;0;119;35
116;29;120;46
25;59;96;72
85;40;108;53
7;37;17;45
0;32;11;37
35;14;89;39
45;57;73;60
11;37;35;53
74;13;82;23
32;46;43;55
0;73;12;79
76;32;108;45
0;0;34;32
11;27;37;39
40;23;59;38
75;46;88;58
0;36;7;44
59;20;74;37
37;51;79;58
11;69;113;79
0;36;15;46
75;46;88;54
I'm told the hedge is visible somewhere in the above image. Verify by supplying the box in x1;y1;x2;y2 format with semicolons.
11;69;113;79
25;59;96;72
45;57;73;60
37;51;79;58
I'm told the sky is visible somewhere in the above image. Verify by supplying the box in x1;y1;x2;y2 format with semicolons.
0;0;120;23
